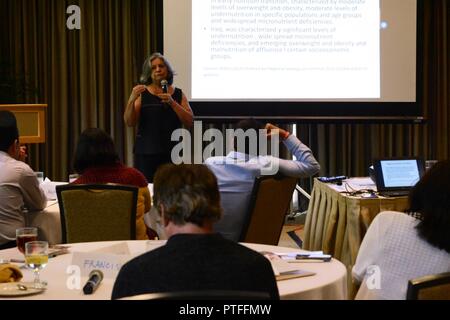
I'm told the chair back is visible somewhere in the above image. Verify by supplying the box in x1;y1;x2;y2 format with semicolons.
56;184;138;243
239;175;298;245
119;290;271;300
406;272;450;300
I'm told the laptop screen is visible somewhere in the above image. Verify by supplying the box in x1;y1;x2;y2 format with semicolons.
374;158;425;192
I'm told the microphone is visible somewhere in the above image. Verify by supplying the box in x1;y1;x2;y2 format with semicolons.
83;270;104;294
161;79;168;94
160;79;169;108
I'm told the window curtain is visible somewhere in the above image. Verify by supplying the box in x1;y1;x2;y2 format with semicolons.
0;0;161;180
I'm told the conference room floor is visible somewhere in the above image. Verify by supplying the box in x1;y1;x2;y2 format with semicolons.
278;225;304;249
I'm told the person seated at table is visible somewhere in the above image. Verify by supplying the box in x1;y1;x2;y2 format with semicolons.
72;128;153;240
204;118;320;241
0;111;47;249
352;160;450;300
111;164;279;300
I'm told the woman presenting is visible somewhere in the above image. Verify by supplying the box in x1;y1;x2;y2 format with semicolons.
124;52;193;182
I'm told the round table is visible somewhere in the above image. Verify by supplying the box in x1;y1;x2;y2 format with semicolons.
0;240;347;300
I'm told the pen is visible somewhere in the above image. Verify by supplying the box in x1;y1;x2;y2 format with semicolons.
48;249;69;258
295;254;332;262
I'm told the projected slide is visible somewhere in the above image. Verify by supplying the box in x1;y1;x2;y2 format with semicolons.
164;0;420;118
192;0;380;100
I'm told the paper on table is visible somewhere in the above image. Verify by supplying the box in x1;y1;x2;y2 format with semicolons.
344;177;377;191
326;177;377;193
40;178;68;201
272;251;324;260
262;252;303;274
270;251;332;263
261;252;316;281
266;255;297;275
275;269;316;281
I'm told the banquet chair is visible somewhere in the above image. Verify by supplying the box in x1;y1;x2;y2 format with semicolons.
56;184;138;243
406;272;450;300
239;175;298;245
119;290;271;300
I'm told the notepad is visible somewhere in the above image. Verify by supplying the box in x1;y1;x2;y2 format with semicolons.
261;252;316;281
276;269;316;281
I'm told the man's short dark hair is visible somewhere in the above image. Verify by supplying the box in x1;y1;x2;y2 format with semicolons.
0;110;19;152
235;118;264;132
233;118;264;155
72;128;120;174
408;159;450;253
153;164;222;227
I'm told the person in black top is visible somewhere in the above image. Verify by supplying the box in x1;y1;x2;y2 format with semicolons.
111;164;280;300
124;52;193;182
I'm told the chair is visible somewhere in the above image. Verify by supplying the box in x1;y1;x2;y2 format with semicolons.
56;184;138;243
119;290;271;300
406;272;450;300
239;175;298;245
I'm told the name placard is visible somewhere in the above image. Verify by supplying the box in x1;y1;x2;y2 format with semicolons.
70;242;132;279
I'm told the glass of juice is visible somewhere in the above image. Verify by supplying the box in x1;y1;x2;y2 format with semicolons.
16;227;38;254
25;241;48;289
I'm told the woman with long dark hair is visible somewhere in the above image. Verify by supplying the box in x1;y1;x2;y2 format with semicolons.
353;160;450;299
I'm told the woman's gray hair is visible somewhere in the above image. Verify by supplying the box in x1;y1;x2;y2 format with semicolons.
139;52;175;85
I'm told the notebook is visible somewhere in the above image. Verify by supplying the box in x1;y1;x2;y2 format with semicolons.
260;251;316;281
373;158;425;197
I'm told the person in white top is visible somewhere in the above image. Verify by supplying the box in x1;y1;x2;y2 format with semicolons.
352;160;450;299
0;111;47;249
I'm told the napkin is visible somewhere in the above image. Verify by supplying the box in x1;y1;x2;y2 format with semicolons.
0;264;23;283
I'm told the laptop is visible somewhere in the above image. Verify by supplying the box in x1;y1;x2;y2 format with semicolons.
373;158;425;197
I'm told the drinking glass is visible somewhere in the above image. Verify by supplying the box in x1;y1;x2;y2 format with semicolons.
35;171;44;184
16;227;38;254
25;241;48;289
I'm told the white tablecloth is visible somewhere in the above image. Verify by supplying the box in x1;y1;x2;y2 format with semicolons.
26;200;62;245
0;240;347;300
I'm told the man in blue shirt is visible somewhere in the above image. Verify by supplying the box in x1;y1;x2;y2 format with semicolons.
205;119;320;241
